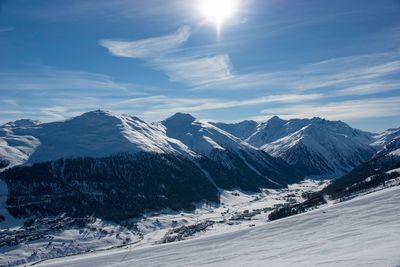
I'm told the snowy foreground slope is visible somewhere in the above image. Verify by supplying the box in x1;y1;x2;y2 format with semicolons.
39;186;400;267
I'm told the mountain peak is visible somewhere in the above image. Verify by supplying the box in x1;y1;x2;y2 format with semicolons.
267;115;286;125
270;115;283;120
79;109;114;117
3;119;41;128
164;113;196;124
70;110;122;126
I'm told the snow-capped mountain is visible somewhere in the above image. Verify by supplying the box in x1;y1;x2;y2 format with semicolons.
161;113;303;189
23;110;195;164
0;111;303;223
374;132;400;156
240;116;376;177
371;127;400;149
248;116;374;146
161;113;248;157
0;111;215;221
0;120;40;170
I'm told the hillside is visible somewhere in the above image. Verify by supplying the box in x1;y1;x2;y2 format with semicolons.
37;186;400;267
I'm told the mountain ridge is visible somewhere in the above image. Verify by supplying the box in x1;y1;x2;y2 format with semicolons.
0;110;305;222
2;111;396;177
218;116;378;177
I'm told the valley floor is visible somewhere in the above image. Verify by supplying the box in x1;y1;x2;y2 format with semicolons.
0;180;327;266
38;185;400;267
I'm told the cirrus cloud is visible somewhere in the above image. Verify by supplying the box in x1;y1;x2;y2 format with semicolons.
99;25;191;59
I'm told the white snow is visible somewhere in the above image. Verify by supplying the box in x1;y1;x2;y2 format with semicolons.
36;186;400;267
1;110;196;166
0;180;327;266
389;148;400;156
0;132;40;170
387;167;400;174
247;116;374;147
161;113;256;157
260;121;376;176
371;127;400;149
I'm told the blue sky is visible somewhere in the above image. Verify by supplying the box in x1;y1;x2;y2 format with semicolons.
0;0;399;132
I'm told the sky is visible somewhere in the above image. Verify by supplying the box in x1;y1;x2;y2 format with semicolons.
0;0;399;132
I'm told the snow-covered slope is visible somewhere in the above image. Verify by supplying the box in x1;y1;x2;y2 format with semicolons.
0;120;40;171
24;110;194;164
161;113;252;157
0;179;328;266
247;116;375;177
0;110;195;168
371;127;400;149
37;186;400;267
319;135;400;199
247;116;373;146
375;135;400;157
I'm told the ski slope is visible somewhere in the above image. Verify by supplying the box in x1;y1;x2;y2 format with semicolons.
39;186;400;267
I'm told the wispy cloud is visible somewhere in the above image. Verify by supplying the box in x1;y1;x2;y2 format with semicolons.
0;66;144;92
155;54;233;87
336;82;400;96
39;106;68;121
1;99;18;106
260;96;400;121
195;50;400;94
100;26;235;87
99;25;191;58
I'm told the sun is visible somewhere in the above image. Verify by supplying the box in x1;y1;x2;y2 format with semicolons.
198;0;238;34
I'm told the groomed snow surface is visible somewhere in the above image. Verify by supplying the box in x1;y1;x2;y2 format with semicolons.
39;186;400;267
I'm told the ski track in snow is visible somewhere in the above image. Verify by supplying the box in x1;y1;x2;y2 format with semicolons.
38;186;400;267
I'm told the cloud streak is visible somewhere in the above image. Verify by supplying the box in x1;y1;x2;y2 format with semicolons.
155;54;233;87
99;26;191;59
195;51;400;94
260;96;400;121
100;26;236;87
0;66;144;92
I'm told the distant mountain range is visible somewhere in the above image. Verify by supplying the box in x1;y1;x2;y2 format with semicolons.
0;110;399;221
219;116;377;177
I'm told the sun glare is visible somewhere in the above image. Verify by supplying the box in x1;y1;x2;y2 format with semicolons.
198;0;238;34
